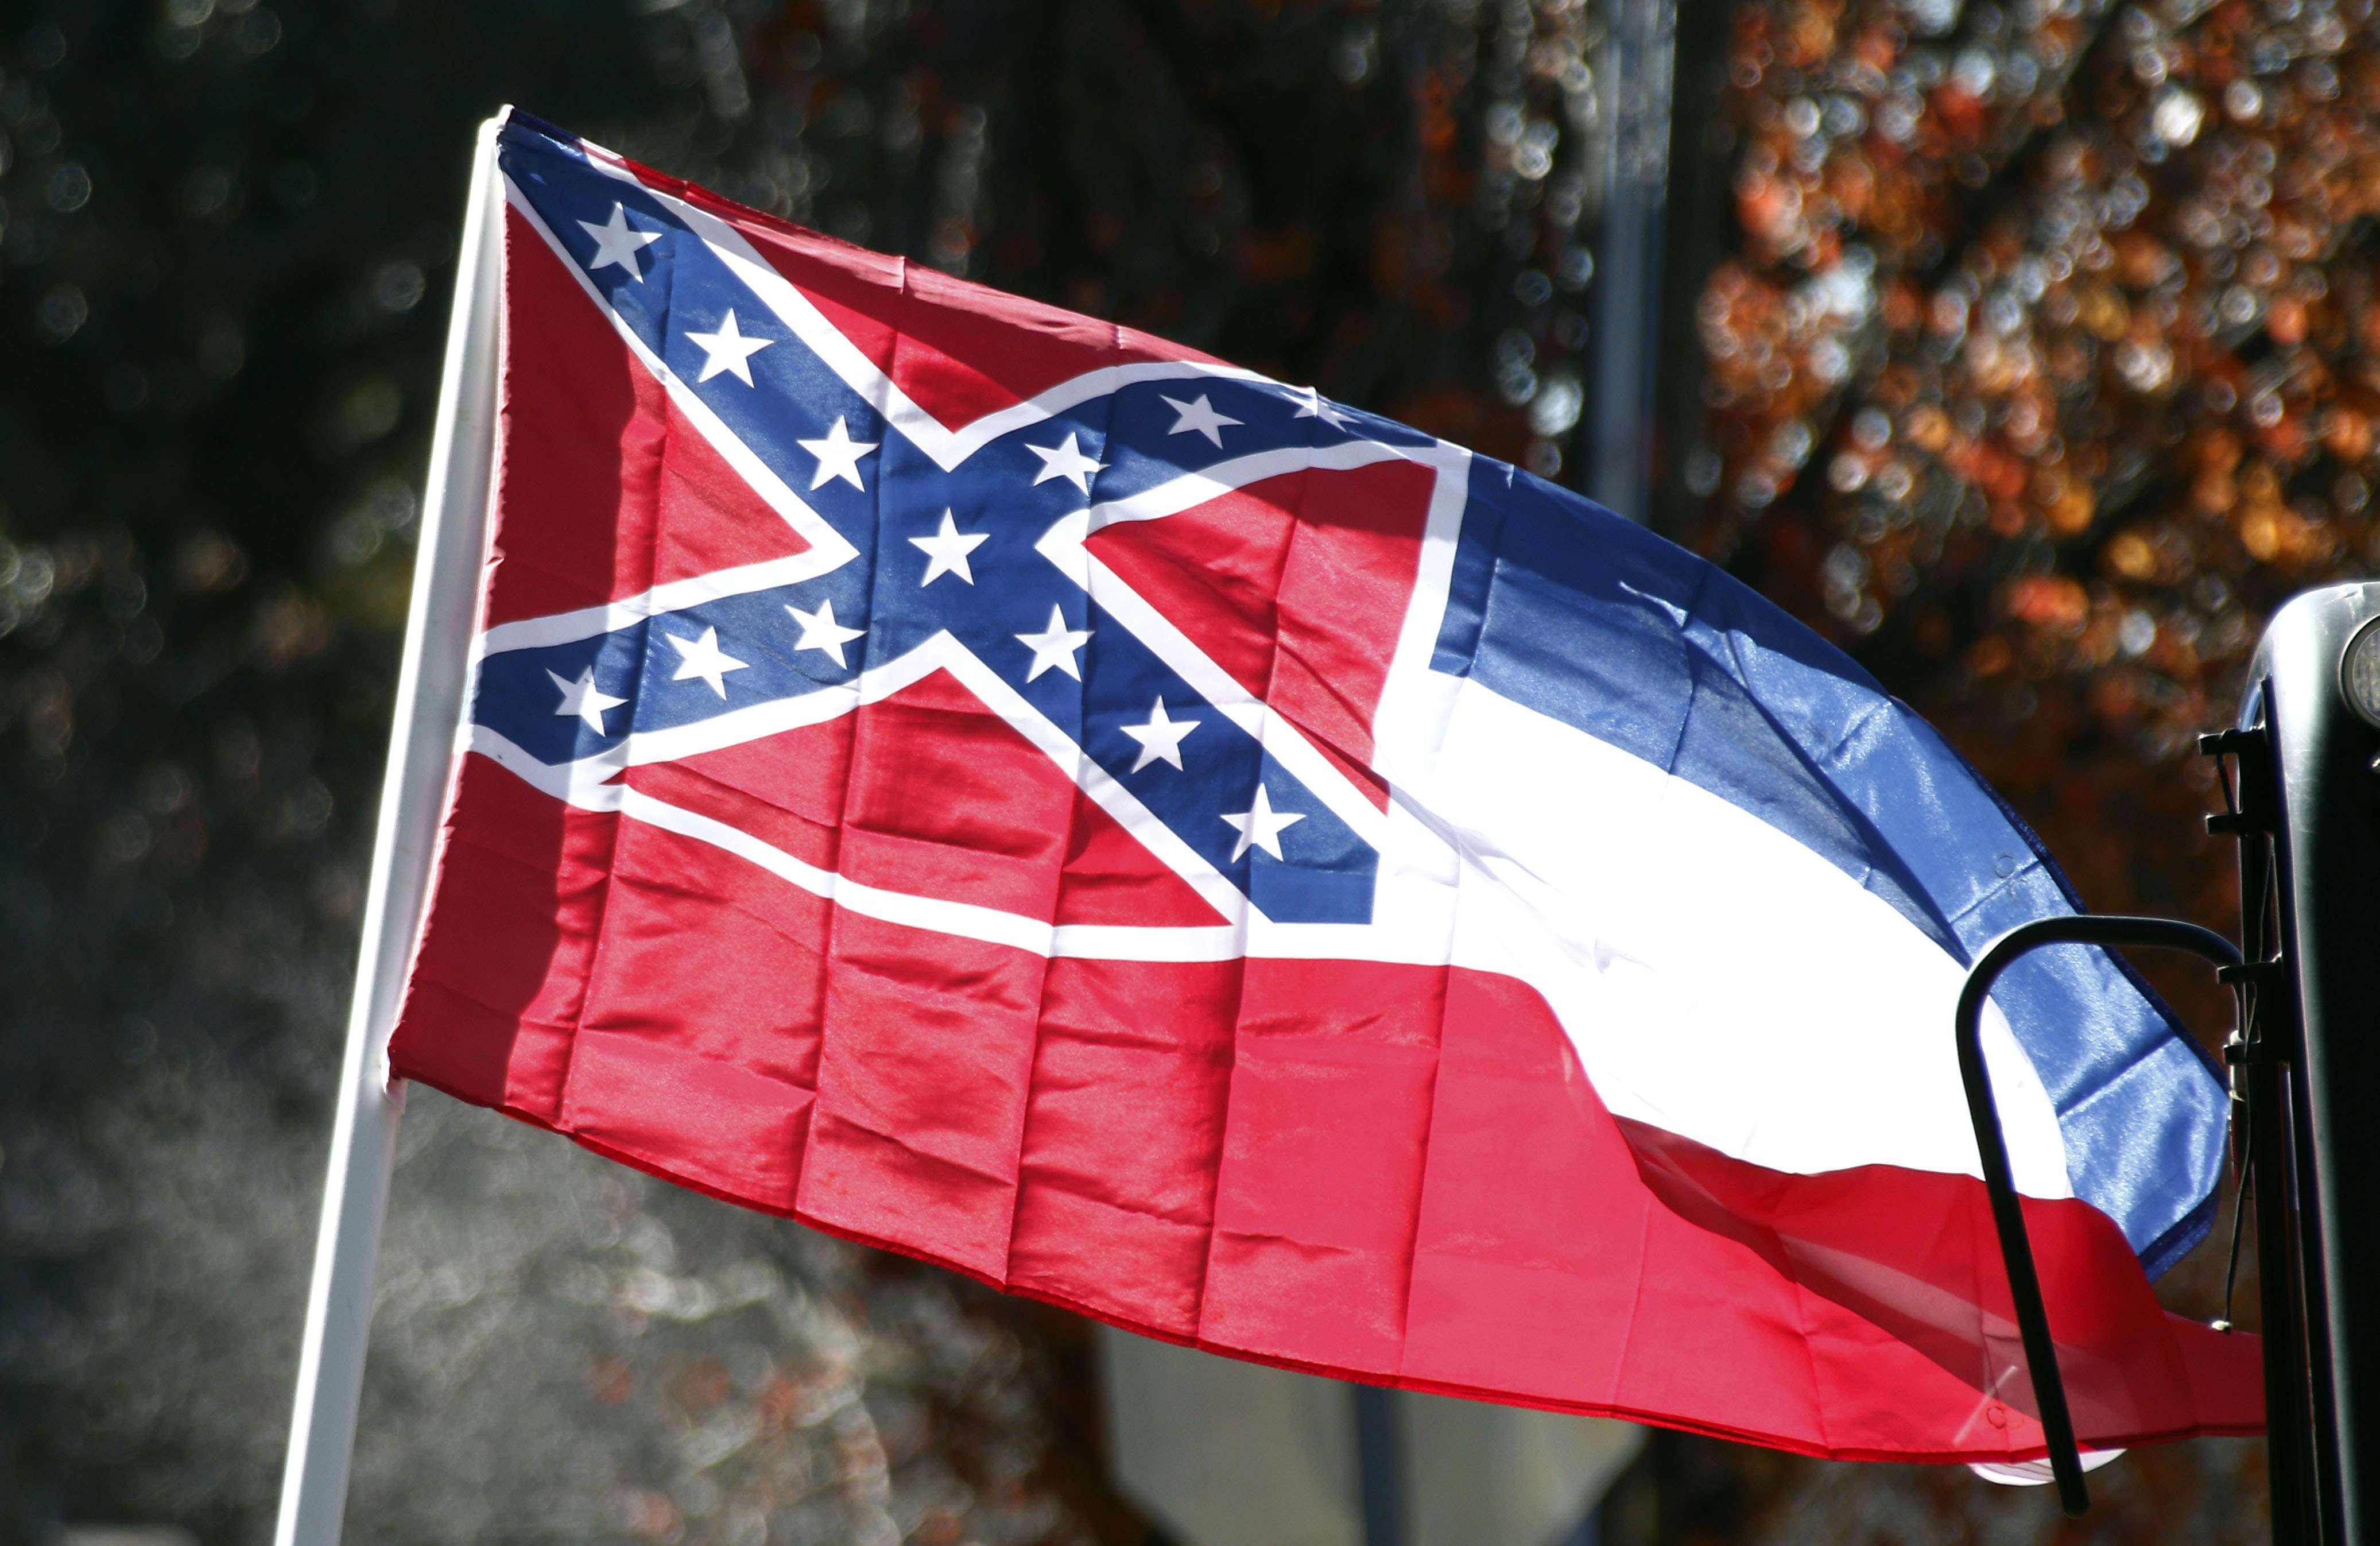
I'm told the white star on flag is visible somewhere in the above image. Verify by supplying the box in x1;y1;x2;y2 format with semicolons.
910;510;989;586
578;202;663;281
1222;783;1305;861
1026;432;1106;495
1119;697;1200;772
664;625;749;698
1161;393;1243;447
1292;384;1352;430
1015;605;1094;681
548;666;627;734
799;416;879;491
686;309;774;386
785;599;865;668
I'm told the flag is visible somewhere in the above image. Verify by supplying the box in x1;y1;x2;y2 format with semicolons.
385;111;2261;1465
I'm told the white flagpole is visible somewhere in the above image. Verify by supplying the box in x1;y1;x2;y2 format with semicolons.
273;111;509;1546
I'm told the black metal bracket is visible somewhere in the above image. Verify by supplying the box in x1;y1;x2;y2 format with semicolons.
1956;915;2243;1518
2201;727;2277;836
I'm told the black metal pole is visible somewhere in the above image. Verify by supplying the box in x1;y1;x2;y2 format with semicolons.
1582;0;1676;524
1954;915;2243;1518
1352;1384;1405;1546
2246;1027;2316;1544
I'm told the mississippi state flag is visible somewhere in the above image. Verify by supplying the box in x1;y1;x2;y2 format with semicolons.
387;113;2260;1465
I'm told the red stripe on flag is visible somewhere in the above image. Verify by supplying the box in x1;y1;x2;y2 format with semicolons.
392;817;2262;1460
1395;966;1649;1414
798;908;1047;1280
1006;956;1243;1334
1192;959;1448;1374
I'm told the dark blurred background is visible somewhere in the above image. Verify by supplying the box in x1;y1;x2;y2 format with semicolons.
2;0;2365;1539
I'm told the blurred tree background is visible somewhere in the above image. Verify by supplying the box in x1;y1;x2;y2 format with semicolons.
0;0;2348;1539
